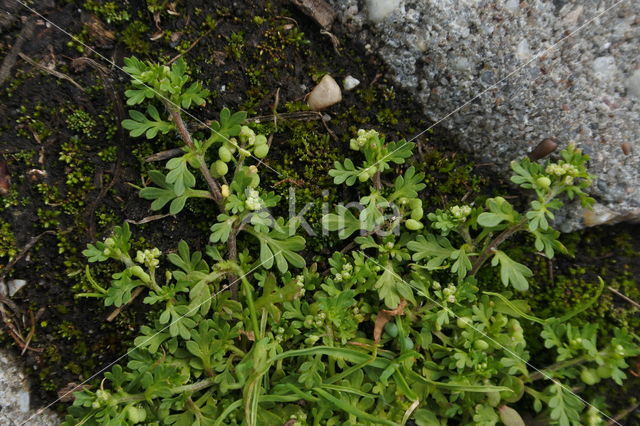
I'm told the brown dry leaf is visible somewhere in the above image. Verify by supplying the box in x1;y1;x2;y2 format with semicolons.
58;383;91;402
150;31;164;41
167;3;180;15
170;31;183;44
373;299;407;344
211;50;227;66
240;330;255;341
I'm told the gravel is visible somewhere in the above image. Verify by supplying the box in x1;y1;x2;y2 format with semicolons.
329;0;640;230
0;349;60;426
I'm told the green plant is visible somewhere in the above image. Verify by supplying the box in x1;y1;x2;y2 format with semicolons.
64;58;639;426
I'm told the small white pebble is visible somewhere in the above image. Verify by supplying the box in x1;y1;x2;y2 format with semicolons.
343;75;360;91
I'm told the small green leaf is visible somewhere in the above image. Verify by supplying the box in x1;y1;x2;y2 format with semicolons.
491;250;532;291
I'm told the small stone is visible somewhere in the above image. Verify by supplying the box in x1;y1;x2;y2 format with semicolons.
18;390;30;412
516;39;531;61
592;56;617;81
307;74;342;111
621;142;632;155
342;75;360;91
366;0;400;23
562;6;583;27
505;0;519;12
627;70;640;98
528;138;558;160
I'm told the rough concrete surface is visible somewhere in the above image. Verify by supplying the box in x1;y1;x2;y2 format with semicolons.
329;0;640;230
0;349;59;426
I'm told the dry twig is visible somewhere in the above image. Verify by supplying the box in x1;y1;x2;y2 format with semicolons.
18;52;85;91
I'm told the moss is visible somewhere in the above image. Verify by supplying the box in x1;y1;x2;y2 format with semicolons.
226;31;246;61
97;145;118;162
8;149;38;168
83;0;130;24
66;109;97;138
0;218;17;261
36;208;62;229
121;20;151;54
16;103;53;142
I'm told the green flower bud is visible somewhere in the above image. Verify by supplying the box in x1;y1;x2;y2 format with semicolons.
596;365;613;378
358;170;369;182
474;339;489;350
456;317;471;329
405;219;424;230
213;160;228;176
402;336;414;350
536;176;551;189
580;368;600;385
254;143;269;159
254;134;267;146
218;146;232;162
384;322;398;338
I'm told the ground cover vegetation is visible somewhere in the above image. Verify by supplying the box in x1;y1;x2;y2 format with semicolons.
61;57;640;425
0;0;638;425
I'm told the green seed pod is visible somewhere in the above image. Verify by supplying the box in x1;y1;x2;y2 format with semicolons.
456;316;471;329
249;173;260;188
581;368;600;385
254;143;269;159
358;171;369;182
218;146;232;162
409;198;422;210
474;339;489;350
402;336;414;350
411;207;424;221
255;134;267;146
596;364;613;378
226;139;237;153
405;219;424;230
213;160;228;176
384;322;398;338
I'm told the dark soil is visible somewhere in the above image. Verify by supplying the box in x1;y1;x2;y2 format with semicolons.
0;0;638;422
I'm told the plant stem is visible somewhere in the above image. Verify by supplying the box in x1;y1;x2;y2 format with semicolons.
372;171;382;191
470;218;527;275
114;377;216;405
527;355;588;382
167;106;223;206
242;278;261;340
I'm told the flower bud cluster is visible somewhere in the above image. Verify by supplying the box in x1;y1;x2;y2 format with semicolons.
545;162;579;177
245;188;263;211
294;274;305;296
349;129;379;151
443;283;457;304
450;205;471;220
135;248;161;268
239;126;256;145
102;237;120;257
333;262;353;282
